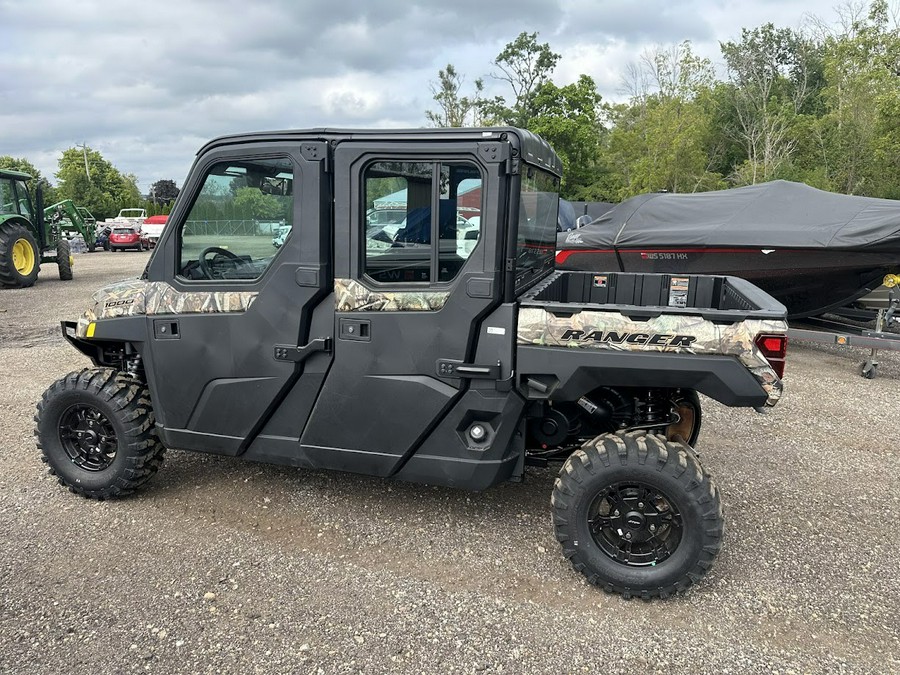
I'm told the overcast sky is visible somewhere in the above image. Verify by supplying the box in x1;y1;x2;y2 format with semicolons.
1;0;836;192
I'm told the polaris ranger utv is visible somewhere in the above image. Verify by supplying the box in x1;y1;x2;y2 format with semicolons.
35;128;788;598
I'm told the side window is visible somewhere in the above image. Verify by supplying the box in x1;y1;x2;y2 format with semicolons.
363;160;482;284
178;158;294;281
0;180;14;215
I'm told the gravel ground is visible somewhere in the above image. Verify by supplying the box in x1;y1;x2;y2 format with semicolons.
1;252;898;674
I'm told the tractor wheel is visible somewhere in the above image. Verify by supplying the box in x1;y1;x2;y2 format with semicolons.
57;239;73;281
0;223;40;287
552;431;723;599
35;369;166;500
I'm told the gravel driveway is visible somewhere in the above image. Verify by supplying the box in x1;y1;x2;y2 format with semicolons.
1;252;898;674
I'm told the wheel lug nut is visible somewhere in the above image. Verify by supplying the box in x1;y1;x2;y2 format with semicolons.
638;502;644;509
613;510;619;517
650;525;656;532
625;532;632;540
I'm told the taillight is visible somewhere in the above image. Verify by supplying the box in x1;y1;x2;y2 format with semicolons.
754;333;787;378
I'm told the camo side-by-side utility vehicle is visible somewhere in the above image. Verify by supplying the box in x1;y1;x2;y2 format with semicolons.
36;128;788;598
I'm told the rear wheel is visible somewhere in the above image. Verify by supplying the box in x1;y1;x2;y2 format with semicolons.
552;431;723;599
35;369;166;499
57;239;73;280
0;223;40;287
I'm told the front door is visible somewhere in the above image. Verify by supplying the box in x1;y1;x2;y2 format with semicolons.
299;140;506;475
144;142;331;455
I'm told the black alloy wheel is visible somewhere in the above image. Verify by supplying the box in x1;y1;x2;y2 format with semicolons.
587;482;683;567
58;403;117;471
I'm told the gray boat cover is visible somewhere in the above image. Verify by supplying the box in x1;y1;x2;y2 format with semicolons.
559;181;900;252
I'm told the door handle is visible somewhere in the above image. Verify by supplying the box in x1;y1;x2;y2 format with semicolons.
436;359;501;379
273;338;332;363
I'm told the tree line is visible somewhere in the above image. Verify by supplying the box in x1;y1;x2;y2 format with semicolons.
4;1;895;218
425;0;900;202
0;148;179;221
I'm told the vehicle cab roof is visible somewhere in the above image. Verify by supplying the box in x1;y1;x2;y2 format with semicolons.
196;127;562;176
0;168;33;180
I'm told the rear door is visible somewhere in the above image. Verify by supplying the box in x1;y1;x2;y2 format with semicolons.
144;141;331;455
299;139;508;475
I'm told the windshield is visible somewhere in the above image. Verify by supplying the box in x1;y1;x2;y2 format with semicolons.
515;166;560;291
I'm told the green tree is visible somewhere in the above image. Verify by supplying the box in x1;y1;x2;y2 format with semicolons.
233;187;288;221
605;42;726;198
720;24;819;184
149;179;180;203
484;32;561;127
425;64;485;127
810;0;900;196
528;75;607;199
0;156;58;207
55;146;142;220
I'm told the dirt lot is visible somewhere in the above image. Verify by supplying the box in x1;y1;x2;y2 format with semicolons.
1;252;898;674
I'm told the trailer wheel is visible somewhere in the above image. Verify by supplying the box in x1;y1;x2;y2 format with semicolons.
860;362;878;379
0;223;40;287
57;239;73;280
552;431;723;599
35;369;166;500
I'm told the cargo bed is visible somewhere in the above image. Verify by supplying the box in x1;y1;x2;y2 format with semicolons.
518;271;787;323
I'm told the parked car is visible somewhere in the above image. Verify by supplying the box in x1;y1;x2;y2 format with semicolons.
109;226;144;251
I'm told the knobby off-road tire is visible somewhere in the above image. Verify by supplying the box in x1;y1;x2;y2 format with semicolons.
57;239;73;280
0;223;40;287
35;369;166;500
552;431;723;599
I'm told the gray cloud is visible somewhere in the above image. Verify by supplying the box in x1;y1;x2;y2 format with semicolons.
0;0;833;190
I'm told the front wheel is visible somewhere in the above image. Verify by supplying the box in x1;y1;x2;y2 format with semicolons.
0;223;40;287
552;431;723;599
35;369;166;499
57;239;73;280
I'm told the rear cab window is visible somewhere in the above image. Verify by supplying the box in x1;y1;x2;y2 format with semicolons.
515;166;560;293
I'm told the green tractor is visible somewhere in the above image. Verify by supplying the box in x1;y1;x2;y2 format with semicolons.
0;169;94;288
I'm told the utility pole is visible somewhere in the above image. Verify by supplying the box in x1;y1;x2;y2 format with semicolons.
77;143;91;183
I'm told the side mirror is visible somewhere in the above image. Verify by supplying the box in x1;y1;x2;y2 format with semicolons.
576;215;593;229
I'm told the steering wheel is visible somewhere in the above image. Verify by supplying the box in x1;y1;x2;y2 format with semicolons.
198;246;242;279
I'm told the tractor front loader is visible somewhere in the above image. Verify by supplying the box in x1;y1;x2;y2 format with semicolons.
44;199;99;252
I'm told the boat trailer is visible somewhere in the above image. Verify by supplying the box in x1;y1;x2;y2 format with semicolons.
787;275;900;379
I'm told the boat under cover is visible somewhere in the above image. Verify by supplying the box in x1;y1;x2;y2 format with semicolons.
556;181;900;319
